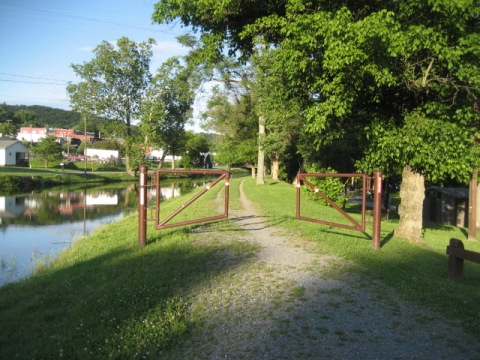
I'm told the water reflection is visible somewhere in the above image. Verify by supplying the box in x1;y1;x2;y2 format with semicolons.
0;178;206;286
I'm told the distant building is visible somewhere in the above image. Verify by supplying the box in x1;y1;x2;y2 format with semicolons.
85;148;119;163
54;129;93;142
0;139;28;166
17;127;94;144
17;127;47;143
147;149;180;162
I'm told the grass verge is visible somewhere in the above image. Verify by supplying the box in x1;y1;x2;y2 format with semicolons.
241;177;480;337
1;175;479;359
0;176;257;359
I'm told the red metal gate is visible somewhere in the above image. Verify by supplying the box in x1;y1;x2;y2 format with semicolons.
138;166;230;246
296;171;382;249
154;169;229;230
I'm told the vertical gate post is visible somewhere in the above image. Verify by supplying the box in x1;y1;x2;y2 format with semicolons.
372;170;382;249
138;165;148;246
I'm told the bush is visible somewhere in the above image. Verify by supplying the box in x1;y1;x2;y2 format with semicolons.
301;165;347;207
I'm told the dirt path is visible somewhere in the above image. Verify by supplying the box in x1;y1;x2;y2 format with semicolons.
164;180;480;359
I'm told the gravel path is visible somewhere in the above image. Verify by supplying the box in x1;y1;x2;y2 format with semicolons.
164;180;480;359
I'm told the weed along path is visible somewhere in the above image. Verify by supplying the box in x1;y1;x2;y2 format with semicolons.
164;180;480;360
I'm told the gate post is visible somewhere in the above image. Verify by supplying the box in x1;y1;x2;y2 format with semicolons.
372;170;382;249
138;165;148;246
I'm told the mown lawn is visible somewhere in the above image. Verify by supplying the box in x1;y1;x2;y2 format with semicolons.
242;178;480;337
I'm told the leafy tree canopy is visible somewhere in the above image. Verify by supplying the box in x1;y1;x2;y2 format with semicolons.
33;135;64;168
67;37;155;137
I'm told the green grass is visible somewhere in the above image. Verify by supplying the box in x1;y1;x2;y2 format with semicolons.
241;177;480;336
0;166;135;194
0;176;256;359
1;175;480;359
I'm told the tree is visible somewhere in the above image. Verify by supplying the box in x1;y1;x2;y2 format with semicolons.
33;136;63;168
153;0;480;242
201;85;258;171
141;57;198;169
181;132;210;169
14;109;37;126
0;121;17;138
251;47;303;181
67;37;155;171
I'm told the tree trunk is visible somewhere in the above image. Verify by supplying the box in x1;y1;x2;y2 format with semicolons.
171;154;176;170
270;152;280;181
257;117;265;185
251;166;256;179
395;166;425;242
468;170;478;241
157;152;167;170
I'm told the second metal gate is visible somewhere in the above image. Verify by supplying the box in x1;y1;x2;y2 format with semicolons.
296;171;382;249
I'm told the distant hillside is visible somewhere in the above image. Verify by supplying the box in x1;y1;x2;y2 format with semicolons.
3;104;81;129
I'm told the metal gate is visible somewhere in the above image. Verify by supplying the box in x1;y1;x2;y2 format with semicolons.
296;171;382;249
138;166;382;249
138;165;230;246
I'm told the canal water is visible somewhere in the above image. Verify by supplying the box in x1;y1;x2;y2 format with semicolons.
0;178;202;286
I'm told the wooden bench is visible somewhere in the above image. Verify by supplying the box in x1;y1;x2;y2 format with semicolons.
446;238;480;282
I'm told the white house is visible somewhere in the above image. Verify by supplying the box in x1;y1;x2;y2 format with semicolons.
16;127;48;143
148;149;180;162
0;196;26;220
85;148;119;163
0;139;28;166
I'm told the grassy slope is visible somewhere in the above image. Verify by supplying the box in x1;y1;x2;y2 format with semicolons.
0;176;479;359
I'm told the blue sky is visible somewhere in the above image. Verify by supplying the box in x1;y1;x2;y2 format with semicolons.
0;0;192;111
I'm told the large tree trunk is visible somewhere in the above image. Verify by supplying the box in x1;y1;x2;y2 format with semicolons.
395;166;425;242
256;117;265;185
270;152;280;181
468;170;478;241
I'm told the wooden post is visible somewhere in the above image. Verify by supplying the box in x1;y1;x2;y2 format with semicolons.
447;238;465;282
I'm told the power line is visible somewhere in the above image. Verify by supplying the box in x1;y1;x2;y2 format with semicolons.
0;72;69;83
0;79;67;85
0;94;69;102
2;2;179;35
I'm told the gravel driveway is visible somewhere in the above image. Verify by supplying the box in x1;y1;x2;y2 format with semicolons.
163;180;480;359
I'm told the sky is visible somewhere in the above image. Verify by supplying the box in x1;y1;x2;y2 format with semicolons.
0;0;206;128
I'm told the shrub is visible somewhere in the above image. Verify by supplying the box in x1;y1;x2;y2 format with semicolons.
301;165;347;207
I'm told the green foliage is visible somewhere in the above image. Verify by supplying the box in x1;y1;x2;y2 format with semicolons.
181;133;210;169
251;47;303;178
0;121;17;138
125;136;148;171
32;136;63;168
68;37;155;169
202;86;258;168
152;0;285;58
92;139;125;154
140;57;198;163
301;165;347;207
358;111;477;184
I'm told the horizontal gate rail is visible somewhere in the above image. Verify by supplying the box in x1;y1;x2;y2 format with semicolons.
155;169;230;230
296;173;367;232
